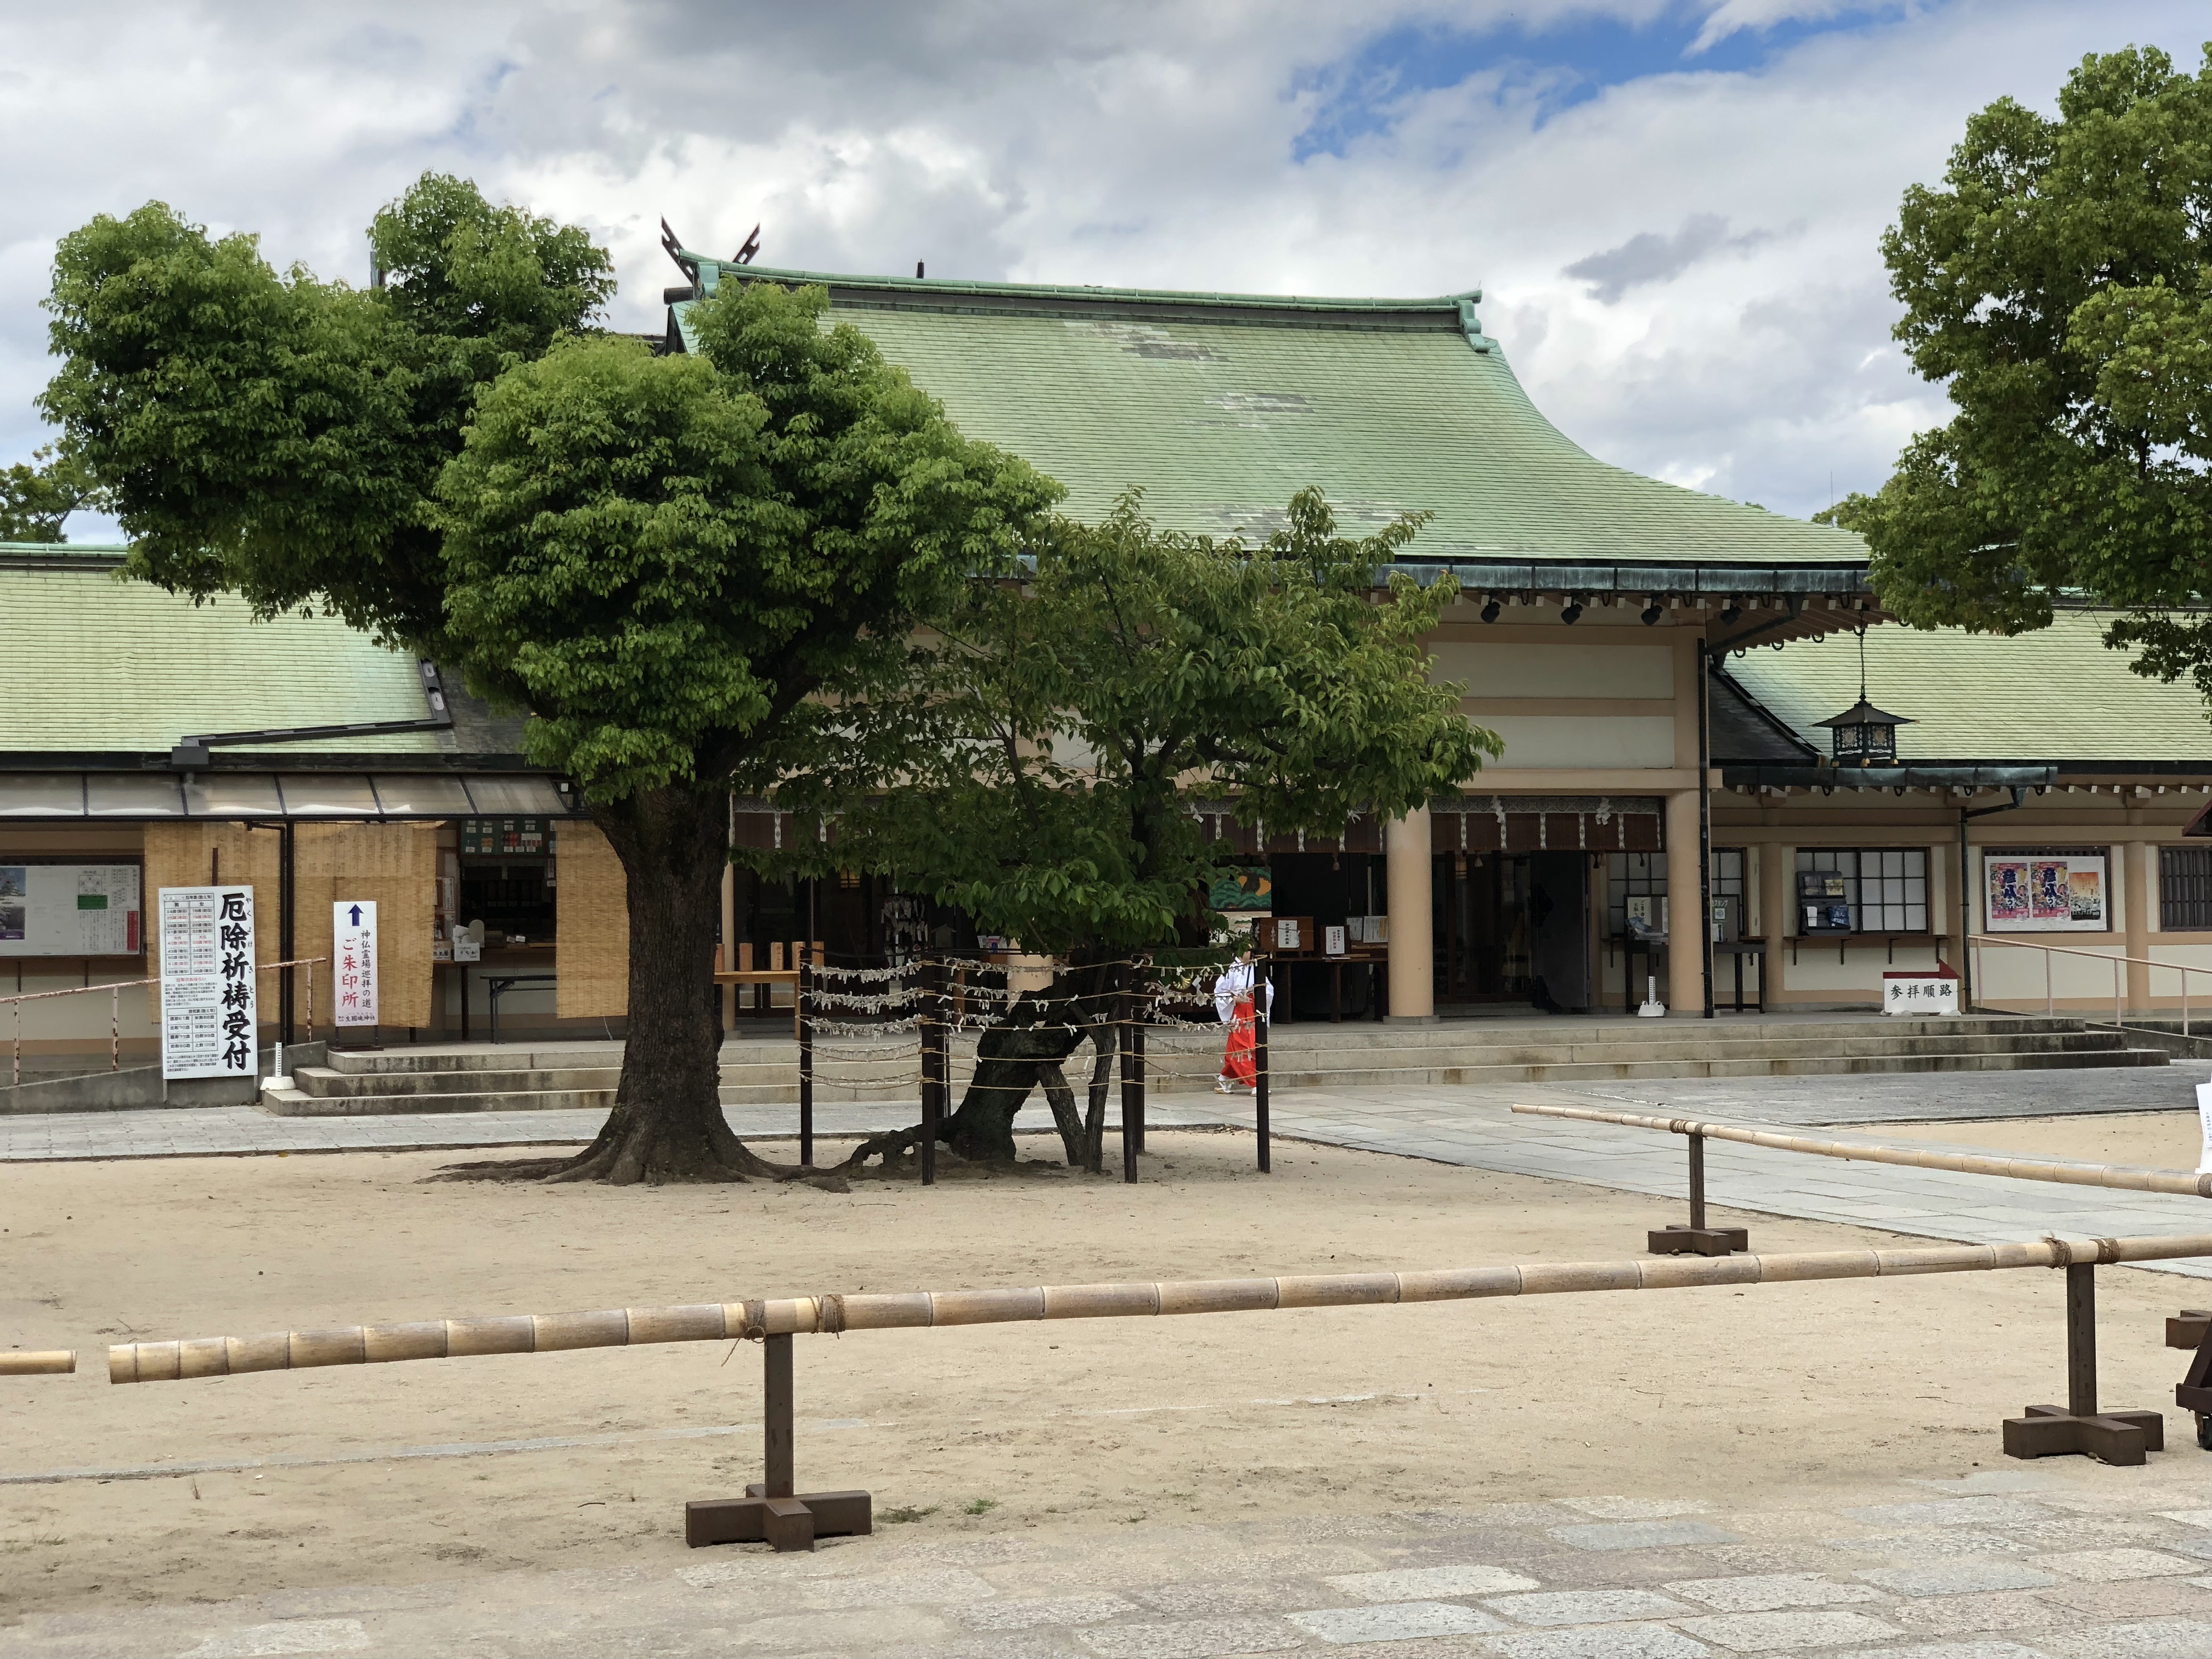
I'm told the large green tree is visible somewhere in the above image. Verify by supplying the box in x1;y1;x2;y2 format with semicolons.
1831;45;2212;691
837;488;1497;1169
39;177;1056;1183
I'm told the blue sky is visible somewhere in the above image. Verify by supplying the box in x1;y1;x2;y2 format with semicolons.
0;0;2202;538
1295;5;1917;157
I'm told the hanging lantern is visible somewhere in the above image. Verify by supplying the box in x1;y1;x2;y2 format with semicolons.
1815;629;1913;764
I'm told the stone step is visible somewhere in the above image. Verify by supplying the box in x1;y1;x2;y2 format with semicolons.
292;1064;622;1098
262;1086;619;1116
709;1043;2170;1104
708;1032;2140;1084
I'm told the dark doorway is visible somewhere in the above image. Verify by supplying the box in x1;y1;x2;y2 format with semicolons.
1526;851;1592;1012
1435;851;1592;1012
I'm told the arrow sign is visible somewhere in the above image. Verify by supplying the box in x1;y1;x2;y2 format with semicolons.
331;900;379;1029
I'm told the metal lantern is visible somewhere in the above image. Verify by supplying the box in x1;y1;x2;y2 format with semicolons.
1815;630;1912;764
1815;698;1912;763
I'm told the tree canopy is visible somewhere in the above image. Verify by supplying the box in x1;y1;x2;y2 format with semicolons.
853;488;1493;961
39;174;614;647
1830;44;2212;692
437;282;1062;809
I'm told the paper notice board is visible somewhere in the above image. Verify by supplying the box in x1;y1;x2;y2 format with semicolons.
0;864;142;956
159;885;257;1080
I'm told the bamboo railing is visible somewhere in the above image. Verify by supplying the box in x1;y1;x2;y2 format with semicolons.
1513;1102;2212;1199
107;1232;2212;1384
0;1351;76;1376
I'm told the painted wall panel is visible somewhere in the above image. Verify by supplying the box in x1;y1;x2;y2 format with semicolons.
1483;715;1676;769
1427;643;1674;699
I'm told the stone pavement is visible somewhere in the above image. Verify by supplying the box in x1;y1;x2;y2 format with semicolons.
20;1463;2212;1656
8;1065;2212;1279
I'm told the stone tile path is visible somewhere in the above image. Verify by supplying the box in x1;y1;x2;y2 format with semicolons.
17;1464;2212;1656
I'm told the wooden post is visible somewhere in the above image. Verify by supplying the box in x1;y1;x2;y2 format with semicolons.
1647;1127;1746;1256
2068;1262;2097;1420
921;960;939;1186
1689;1132;1706;1231
797;959;814;1169
1120;988;1137;1185
1255;959;1271;1174
763;1332;794;1498
1132;997;1146;1156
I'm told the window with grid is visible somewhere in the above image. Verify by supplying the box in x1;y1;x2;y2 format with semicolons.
1607;853;1663;936
1607;850;1743;935
2162;847;2212;930
1795;848;1929;933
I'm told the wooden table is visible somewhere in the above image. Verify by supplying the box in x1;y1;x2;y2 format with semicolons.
1267;950;1388;1023
1714;939;1768;1013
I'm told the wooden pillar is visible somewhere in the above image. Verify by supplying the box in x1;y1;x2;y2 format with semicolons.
1666;790;1704;1016
1762;839;1790;1008
2124;838;2151;1015
1385;807;1435;1022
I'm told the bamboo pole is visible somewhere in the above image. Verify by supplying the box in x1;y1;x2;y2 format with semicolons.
1513;1102;2212;1200
106;1231;2212;1385
1;1351;76;1376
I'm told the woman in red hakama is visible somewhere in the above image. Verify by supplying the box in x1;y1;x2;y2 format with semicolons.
1214;946;1273;1093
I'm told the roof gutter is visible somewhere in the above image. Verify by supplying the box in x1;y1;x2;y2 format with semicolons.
1719;765;2057;793
168;661;453;770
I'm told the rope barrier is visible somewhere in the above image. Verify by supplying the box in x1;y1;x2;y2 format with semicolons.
107;1231;2212;1384
1511;1103;2212;1201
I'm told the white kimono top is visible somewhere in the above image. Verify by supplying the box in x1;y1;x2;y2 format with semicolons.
1212;959;1277;1025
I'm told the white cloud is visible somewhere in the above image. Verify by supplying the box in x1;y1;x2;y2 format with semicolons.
1;0;2206;539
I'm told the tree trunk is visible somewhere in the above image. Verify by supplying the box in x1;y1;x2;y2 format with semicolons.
939;992;1084;1164
464;785;778;1185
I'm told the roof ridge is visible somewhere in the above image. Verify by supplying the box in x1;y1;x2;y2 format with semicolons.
682;252;1480;315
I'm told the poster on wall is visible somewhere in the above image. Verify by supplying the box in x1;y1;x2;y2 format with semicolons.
333;900;379;1028
0;864;142;956
160;886;257;1079
1984;854;2107;932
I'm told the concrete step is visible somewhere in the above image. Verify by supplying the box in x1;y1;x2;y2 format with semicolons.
262;1086;619;1116
293;1064;622;1098
325;1046;623;1076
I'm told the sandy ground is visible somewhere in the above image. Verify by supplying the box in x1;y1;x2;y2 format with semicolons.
1860;1109;2205;1169
0;1128;2200;1620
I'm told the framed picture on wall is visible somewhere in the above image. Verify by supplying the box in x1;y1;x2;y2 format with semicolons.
1984;852;2107;932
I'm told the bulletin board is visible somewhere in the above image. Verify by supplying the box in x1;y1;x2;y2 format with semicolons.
0;862;143;957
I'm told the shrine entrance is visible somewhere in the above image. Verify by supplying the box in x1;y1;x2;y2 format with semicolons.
1435;850;1593;1013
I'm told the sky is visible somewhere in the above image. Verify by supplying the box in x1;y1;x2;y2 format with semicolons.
2;0;2205;539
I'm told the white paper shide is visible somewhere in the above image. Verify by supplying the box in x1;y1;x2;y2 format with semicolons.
160;885;256;1080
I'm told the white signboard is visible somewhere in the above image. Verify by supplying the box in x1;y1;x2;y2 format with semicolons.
0;864;142;956
160;886;257;1080
1984;853;2108;932
1883;972;1959;1017
333;900;379;1028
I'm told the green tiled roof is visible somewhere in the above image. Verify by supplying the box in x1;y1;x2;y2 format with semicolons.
672;261;1869;572
0;563;444;755
1726;611;2212;764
